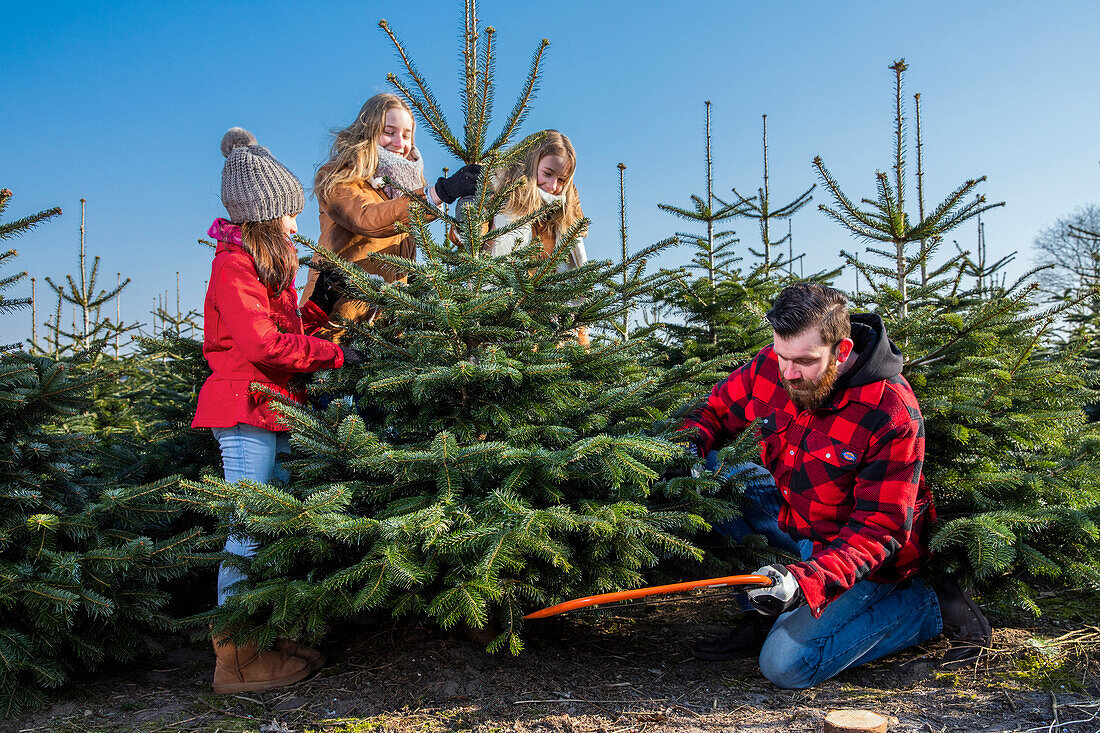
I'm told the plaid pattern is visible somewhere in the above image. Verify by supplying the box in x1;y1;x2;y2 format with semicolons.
684;346;935;617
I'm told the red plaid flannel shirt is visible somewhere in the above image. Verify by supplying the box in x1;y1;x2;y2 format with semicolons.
684;346;935;617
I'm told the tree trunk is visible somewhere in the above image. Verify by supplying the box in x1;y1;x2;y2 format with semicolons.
824;709;889;733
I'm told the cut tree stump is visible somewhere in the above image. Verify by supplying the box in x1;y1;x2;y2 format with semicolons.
824;709;889;732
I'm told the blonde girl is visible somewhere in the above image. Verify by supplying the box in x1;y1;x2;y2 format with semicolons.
486;130;589;343
301;93;480;341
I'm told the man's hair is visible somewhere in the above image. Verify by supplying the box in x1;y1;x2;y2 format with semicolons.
765;282;851;345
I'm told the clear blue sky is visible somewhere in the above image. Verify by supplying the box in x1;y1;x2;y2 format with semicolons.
3;1;1097;346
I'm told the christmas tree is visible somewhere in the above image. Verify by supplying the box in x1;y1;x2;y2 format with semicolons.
648;102;760;369
813;61;1100;611
0;189;213;713
650;103;833;373
179;4;737;654
131;285;217;483
0;189;61;350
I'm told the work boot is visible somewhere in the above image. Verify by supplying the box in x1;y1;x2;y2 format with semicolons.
691;614;777;660
212;635;310;694
932;576;992;666
274;639;325;673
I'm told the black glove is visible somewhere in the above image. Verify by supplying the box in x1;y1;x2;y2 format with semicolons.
662;444;705;481
746;564;805;616
434;164;482;204
661;464;692;481
308;267;344;316
340;346;366;367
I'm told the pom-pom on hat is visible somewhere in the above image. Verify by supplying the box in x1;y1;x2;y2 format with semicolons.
220;127;257;157
219;127;305;223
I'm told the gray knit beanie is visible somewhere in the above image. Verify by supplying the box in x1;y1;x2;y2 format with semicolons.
219;127;305;223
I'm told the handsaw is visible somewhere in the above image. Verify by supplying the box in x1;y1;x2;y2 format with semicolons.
524;573;774;619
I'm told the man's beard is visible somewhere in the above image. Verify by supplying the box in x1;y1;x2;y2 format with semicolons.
781;356;840;412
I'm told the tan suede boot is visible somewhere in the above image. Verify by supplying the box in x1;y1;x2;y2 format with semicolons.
212;635;310;694
457;621;499;647
273;639;325;672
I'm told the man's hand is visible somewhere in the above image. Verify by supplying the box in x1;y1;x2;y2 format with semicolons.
661;442;706;481
747;564;805;616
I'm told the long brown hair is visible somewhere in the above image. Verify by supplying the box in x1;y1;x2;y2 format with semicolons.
497;130;584;238
240;219;298;293
314;93;415;201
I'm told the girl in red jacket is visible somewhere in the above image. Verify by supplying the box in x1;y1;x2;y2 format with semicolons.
192;128;363;695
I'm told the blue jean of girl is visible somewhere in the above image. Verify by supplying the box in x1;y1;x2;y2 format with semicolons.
212;424;290;606
709;453;943;689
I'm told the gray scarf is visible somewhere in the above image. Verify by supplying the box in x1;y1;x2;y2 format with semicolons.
372;145;426;200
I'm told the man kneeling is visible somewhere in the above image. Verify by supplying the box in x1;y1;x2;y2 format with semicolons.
682;282;990;688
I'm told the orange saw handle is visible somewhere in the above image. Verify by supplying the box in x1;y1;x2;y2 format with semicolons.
524;573;775;620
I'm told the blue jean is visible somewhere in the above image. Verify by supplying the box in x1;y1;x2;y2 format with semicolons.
212;424;290;606
708;452;943;689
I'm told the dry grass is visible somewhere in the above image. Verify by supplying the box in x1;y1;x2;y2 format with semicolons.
5;600;1099;733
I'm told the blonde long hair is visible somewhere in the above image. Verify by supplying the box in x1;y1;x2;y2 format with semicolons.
497;130;583;238
240;219;298;293
314;93;415;201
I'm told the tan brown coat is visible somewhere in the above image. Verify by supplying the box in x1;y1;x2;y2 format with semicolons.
299;164;434;341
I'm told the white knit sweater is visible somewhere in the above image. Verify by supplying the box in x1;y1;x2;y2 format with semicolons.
485;188;587;272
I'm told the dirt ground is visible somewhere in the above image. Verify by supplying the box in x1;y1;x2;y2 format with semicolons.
7;596;1100;733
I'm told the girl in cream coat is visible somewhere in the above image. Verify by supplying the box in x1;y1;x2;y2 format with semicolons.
484;130;589;344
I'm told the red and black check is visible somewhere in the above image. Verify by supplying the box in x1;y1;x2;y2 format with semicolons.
683;346;935;617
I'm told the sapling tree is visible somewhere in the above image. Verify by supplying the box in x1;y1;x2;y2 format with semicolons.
730;114;815;274
815;60;1002;322
0;188;60;351
651;103;831;371
37;200;131;359
618;163;630;341
659;102;746;289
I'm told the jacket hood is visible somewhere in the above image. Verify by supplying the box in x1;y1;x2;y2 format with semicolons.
834;312;904;390
208;218;243;245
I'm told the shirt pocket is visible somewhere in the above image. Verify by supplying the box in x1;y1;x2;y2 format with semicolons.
801;430;863;506
756;407;791;467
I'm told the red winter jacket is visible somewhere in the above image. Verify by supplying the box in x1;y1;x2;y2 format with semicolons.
191;219;344;431
682;314;935;617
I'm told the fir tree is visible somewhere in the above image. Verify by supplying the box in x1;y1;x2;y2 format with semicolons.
180;5;734;654
128;253;214;483
36;200;131;358
617;162;631;341
650;103;830;371
814;60;1100;612
0;189;213;714
730;114;815;275
131;323;218;482
29;199;145;458
0;188;60;350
